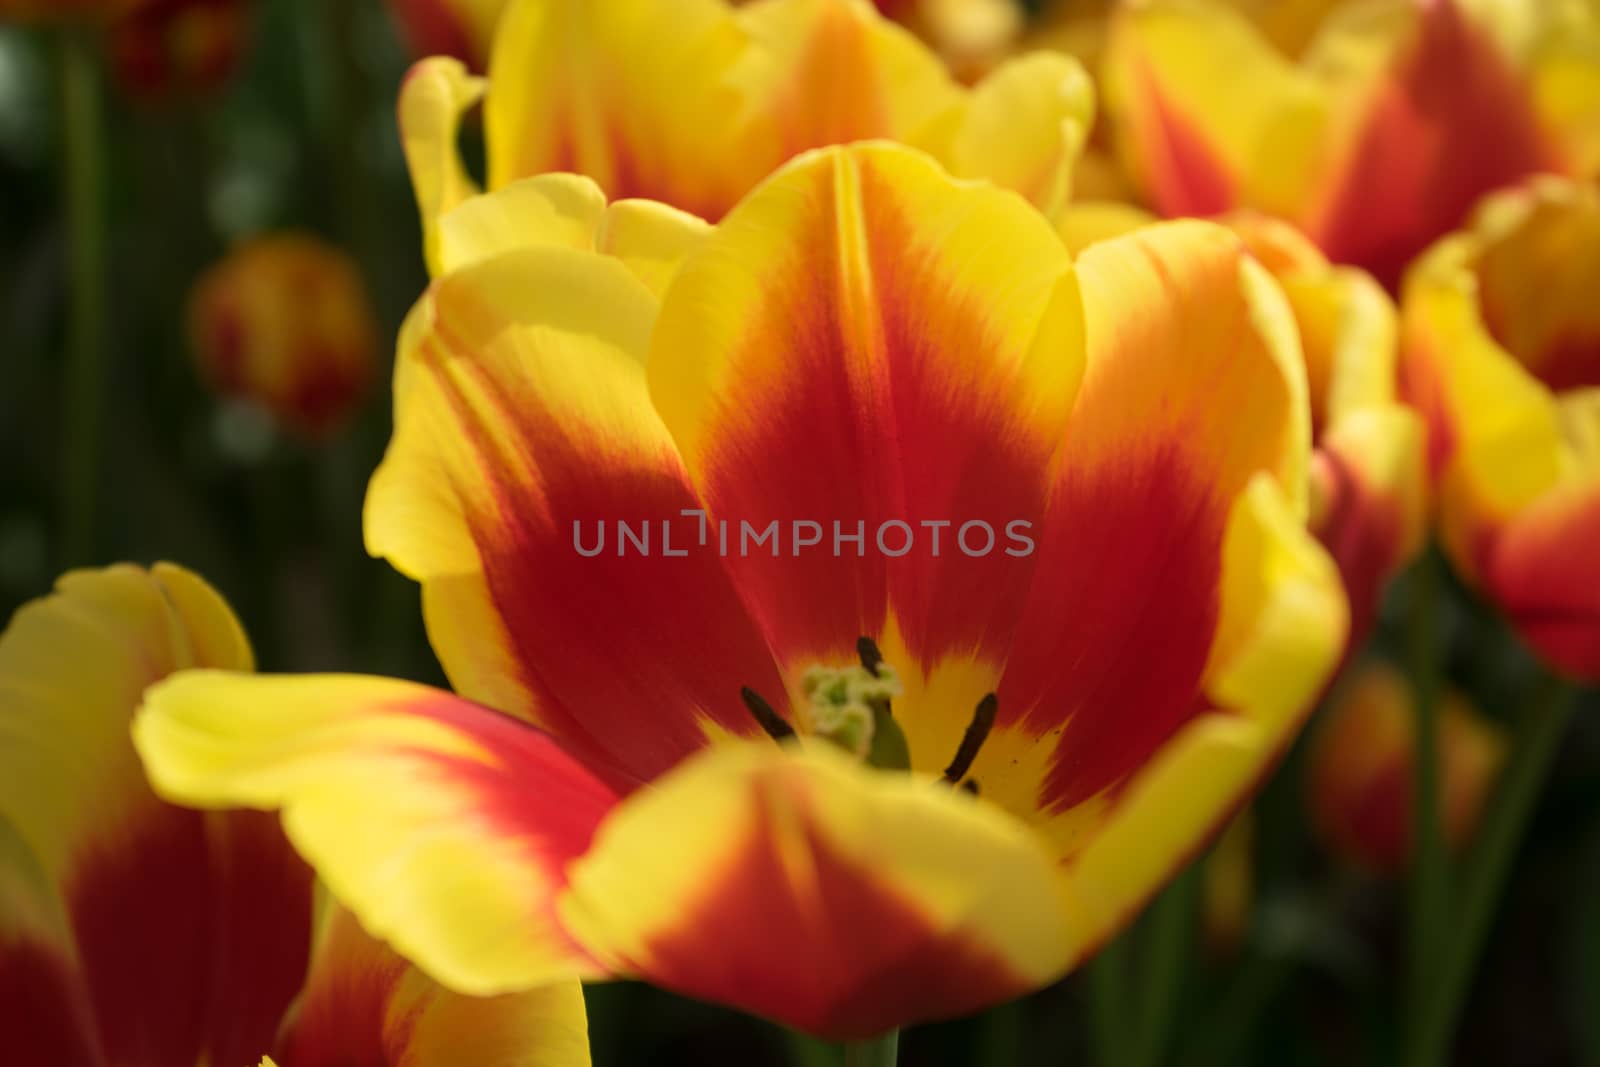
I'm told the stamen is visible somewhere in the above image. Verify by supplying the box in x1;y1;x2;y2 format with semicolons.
943;693;997;785
740;686;795;741
856;635;884;676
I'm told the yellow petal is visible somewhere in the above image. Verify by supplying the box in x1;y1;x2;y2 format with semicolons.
399;57;487;275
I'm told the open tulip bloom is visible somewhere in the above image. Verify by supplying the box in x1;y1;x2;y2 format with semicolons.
135;142;1347;1039
1103;0;1600;285
0;565;588;1067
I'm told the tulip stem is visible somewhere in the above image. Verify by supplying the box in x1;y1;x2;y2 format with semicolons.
1132;865;1200;1067
842;1031;898;1067
1088;933;1133;1067
1404;670;1575;1067
57;29;107;568
1406;549;1448;1014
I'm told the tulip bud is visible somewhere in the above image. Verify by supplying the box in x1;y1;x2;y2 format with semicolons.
1308;662;1507;873
108;0;247;102
385;0;508;70
188;234;378;440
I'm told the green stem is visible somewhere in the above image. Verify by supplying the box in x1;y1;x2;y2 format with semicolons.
57;30;107;568
1132;866;1200;1067
841;1031;898;1067
1178;951;1296;1067
1406;550;1448;1015
1404;671;1575;1067
1088;934;1133;1067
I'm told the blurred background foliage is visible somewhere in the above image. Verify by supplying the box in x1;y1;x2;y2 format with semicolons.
1;1;1598;1064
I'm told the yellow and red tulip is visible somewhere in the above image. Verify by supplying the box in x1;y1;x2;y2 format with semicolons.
1307;661;1507;872
385;0;509;70
0;563;590;1065
107;0;247;101
1061;205;1425;657
1102;0;1600;285
1400;176;1600;680
188;233;379;440
136;142;1347;1038
398;0;1093;273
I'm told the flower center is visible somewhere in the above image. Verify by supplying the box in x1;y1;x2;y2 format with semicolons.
739;636;996;788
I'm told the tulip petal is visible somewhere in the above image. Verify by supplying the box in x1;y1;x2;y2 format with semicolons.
990;221;1309;830
366;248;785;780
1103;0;1328;221
559;741;1077;1039
398;57;487;274
134;671;622;995
1307;0;1564;285
933;51;1094;219
435;175;713;294
1483;475;1600;678
277;898;590;1067
1058;475;1344;933
647;142;1083;676
0;819;101;1067
0;564;310;1067
485;0;745;217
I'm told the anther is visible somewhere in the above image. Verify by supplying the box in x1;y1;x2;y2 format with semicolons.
942;693;997;785
740;686;795;741
961;780;981;796
856;636;884;677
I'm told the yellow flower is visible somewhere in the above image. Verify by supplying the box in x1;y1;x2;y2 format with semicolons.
0;564;588;1065
1101;0;1600;285
1307;660;1507;872
398;0;1093;273
188;233;379;440
137;143;1346;1038
1400;176;1600;679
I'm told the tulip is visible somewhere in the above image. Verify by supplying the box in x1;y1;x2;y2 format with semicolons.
136;143;1347;1039
1307;661;1507;872
399;0;1093;273
1061;205;1425;657
385;0;509;70
1201;813;1253;957
1400;176;1600;679
1102;0;1600;286
107;0;247;101
0;563;589;1065
188;233;379;440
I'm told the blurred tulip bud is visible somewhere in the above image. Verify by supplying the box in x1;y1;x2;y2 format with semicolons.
189;234;378;440
108;0;247;102
1308;662;1507;873
385;0;509;70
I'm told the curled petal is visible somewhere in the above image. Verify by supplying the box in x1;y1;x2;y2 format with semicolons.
560;742;1077;1039
399;57;487;274
134;672;621;995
